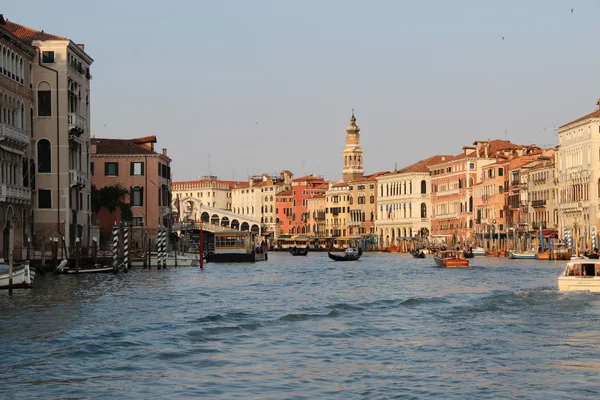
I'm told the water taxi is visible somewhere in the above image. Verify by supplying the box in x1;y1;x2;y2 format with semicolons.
508;250;537;260
558;260;600;292
433;250;469;268
205;231;268;263
471;247;485;256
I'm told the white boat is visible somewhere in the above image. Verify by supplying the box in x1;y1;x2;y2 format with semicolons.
149;254;200;267
508;250;537;260
0;262;35;289
471;247;485;256
558;260;600;292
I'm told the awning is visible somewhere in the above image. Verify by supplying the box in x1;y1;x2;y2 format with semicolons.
278;235;292;239
542;229;558;238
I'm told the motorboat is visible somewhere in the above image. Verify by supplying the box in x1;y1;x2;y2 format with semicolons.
0;261;35;289
328;247;362;261
558;260;600;292
433;250;469;268
508;250;537;260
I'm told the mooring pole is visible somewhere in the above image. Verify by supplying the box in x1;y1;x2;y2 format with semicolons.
41;237;46;267
8;221;14;296
199;227;204;270
75;237;80;273
123;225;129;273
92;237;97;266
112;224;119;274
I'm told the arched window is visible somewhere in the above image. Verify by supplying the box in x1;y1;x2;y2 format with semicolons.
37;139;51;173
420;180;426;194
420;203;427;218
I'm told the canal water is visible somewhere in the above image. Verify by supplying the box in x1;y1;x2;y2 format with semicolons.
1;253;599;399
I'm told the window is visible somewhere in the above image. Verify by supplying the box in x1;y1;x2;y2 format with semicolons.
38;189;52;208
132;216;144;226
469;163;475;170
38;90;51;116
90;162;94;176
105;162;119;176
498;168;504;176
130;161;144;176
37;139;51;173
131;186;144;206
42;51;55;63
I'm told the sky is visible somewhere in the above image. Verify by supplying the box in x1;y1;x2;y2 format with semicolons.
4;1;600;182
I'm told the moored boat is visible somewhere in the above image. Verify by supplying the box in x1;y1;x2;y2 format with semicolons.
328;247;362;261
0;261;35;289
433;250;469;268
463;249;474;259
508;250;537;260
558;260;600;292
471;247;485;256
55;259;115;274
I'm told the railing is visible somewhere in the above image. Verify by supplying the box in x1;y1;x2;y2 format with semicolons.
531;221;547;230
531;200;546;208
0;184;31;203
510;181;520;186
437;188;460;196
68;113;86;132
0;123;30;148
436;212;459;220
69;169;88;187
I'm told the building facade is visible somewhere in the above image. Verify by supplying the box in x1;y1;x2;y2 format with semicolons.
556;100;600;251
0;18;35;259
375;156;446;249
325;183;350;237
173;177;237;221
5;18;94;248
91;136;171;237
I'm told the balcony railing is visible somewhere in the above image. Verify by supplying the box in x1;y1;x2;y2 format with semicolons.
510;181;519;186
68;113;86;134
0;123;30;149
69;169;88;187
531;200;546;208
436;212;459;220
0;184;31;204
531;221;547;230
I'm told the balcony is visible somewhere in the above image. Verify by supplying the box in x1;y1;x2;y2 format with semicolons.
68;113;86;136
0;123;30;150
531;221;547;230
532;200;546;208
69;169;88;187
349;221;362;227
0;184;31;204
436;212;459;220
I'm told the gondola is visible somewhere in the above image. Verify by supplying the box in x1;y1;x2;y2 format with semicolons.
289;247;309;256
463;250;475;259
411;249;425;258
328;247;362;261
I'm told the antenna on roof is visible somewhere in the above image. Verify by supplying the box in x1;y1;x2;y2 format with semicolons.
504;128;507;141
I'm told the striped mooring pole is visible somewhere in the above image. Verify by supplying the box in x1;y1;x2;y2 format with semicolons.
123;226;129;272
112;225;119;274
161;228;167;268
157;229;164;269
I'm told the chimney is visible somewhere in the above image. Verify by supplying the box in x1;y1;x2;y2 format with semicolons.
485;141;489;158
90;140;97;154
597;98;600;110
162;148;167;156
0;15;5;25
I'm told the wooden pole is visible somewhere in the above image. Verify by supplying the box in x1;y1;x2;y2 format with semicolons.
92;237;97;265
146;237;151;269
165;227;170;268
8;221;14;296
199;227;204;270
75;237;80;273
52;237;58;269
27;237;31;262
41;237;46;267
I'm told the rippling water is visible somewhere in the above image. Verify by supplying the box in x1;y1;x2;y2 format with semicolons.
1;253;599;399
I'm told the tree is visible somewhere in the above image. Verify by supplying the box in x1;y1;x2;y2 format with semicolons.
91;184;131;226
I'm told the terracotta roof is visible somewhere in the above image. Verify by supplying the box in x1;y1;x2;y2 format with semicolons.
281;170;293;176
132;136;157;145
293;175;324;182
277;189;293;196
386;155;453;175
559;104;600;129
2;19;69;42
93;137;159;156
331;183;348;188
231;182;250;189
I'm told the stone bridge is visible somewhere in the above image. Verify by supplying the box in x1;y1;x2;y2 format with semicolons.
174;202;262;234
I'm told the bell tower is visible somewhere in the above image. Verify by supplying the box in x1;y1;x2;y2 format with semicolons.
342;110;364;183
